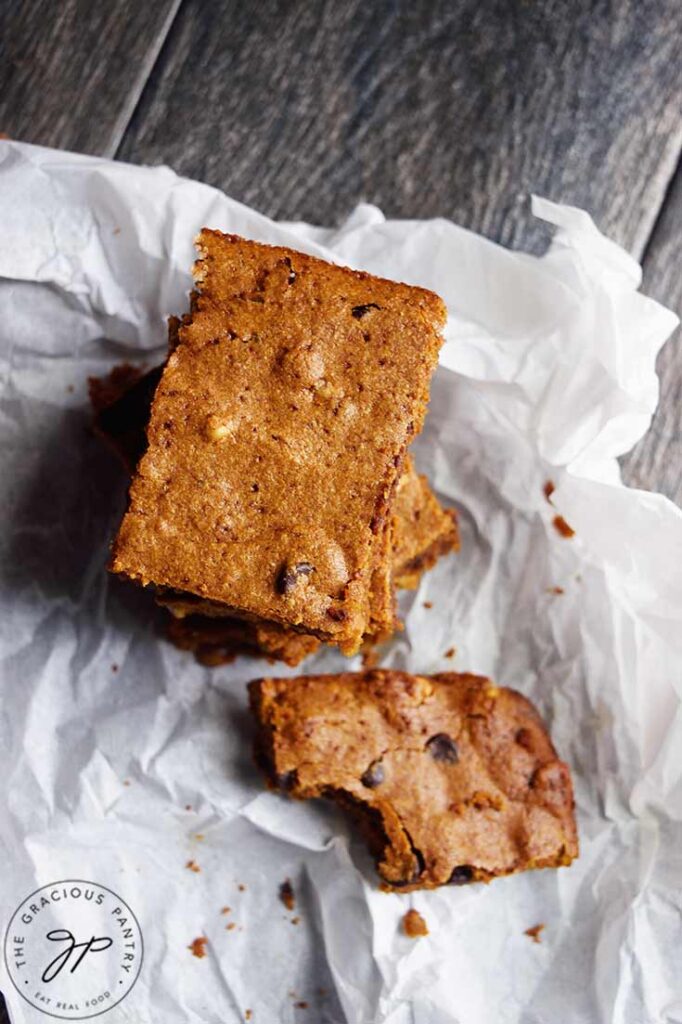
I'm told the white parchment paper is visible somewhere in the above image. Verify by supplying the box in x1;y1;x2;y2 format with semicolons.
1;140;681;1024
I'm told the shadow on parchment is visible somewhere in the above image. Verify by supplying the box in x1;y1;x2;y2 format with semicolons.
2;400;165;638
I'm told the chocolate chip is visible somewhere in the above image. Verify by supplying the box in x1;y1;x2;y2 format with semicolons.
276;562;315;594
326;606;347;622
361;760;385;788
448;865;474;886
282;256;296;284
351;303;381;319
426;733;459;764
275;770;298;792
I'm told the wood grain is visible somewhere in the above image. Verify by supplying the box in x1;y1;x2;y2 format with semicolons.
117;0;682;256
621;161;682;505
0;0;181;155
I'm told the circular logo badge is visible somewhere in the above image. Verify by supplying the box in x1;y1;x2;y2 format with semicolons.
4;880;143;1020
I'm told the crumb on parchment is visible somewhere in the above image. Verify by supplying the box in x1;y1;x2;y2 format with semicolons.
402;908;429;938
423;600;433;609
186;859;200;873
524;923;545;943
547;586;564;595
444;647;456;659
279;879;295;911
188;936;208;958
552;514;575;538
543;480;555;504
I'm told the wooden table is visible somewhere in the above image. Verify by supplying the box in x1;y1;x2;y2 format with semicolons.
0;0;680;1017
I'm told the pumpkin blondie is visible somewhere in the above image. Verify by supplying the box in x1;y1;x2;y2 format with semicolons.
109;233;446;653
249;670;578;891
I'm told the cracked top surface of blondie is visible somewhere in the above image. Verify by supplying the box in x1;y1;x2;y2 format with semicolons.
111;232;445;650
250;669;578;890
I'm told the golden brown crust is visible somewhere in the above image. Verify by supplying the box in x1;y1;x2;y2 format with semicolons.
158;460;456;663
110;234;445;652
249;670;578;891
166;614;320;667
392;460;459;589
93;365;455;667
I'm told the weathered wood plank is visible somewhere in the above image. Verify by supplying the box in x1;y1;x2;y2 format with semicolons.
0;0;182;156
621;162;682;505
117;0;682;256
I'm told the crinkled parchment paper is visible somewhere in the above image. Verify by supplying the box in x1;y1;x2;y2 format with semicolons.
1;141;681;1024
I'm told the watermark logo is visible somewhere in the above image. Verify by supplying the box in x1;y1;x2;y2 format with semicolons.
4;880;143;1020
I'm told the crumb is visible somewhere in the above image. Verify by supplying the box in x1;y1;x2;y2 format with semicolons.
186;859;200;873
194;833;205;841
66;384;75;393
423;601;433;609
444;647;456;659
185;804;193;811
552;515;575;539
111;663;119;673
226;922;236;931
122;779;130;787
402;908;429;938
547;586;564;595
279;879;296;911
524;923;545;944
295;1002;308;1009
288;990;297;999
220;906;231;915
188;936;207;958
245;1012;252;1022
361;647;381;669
238;883;246;891
543;480;555;504
113;227;121;235
291;916;300;925
317;987;327;996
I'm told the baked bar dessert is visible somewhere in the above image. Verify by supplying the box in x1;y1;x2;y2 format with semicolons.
109;232;446;654
249;670;578;891
92;363;457;666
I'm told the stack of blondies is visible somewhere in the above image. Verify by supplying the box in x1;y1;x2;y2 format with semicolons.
95;231;578;892
99;231;458;666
